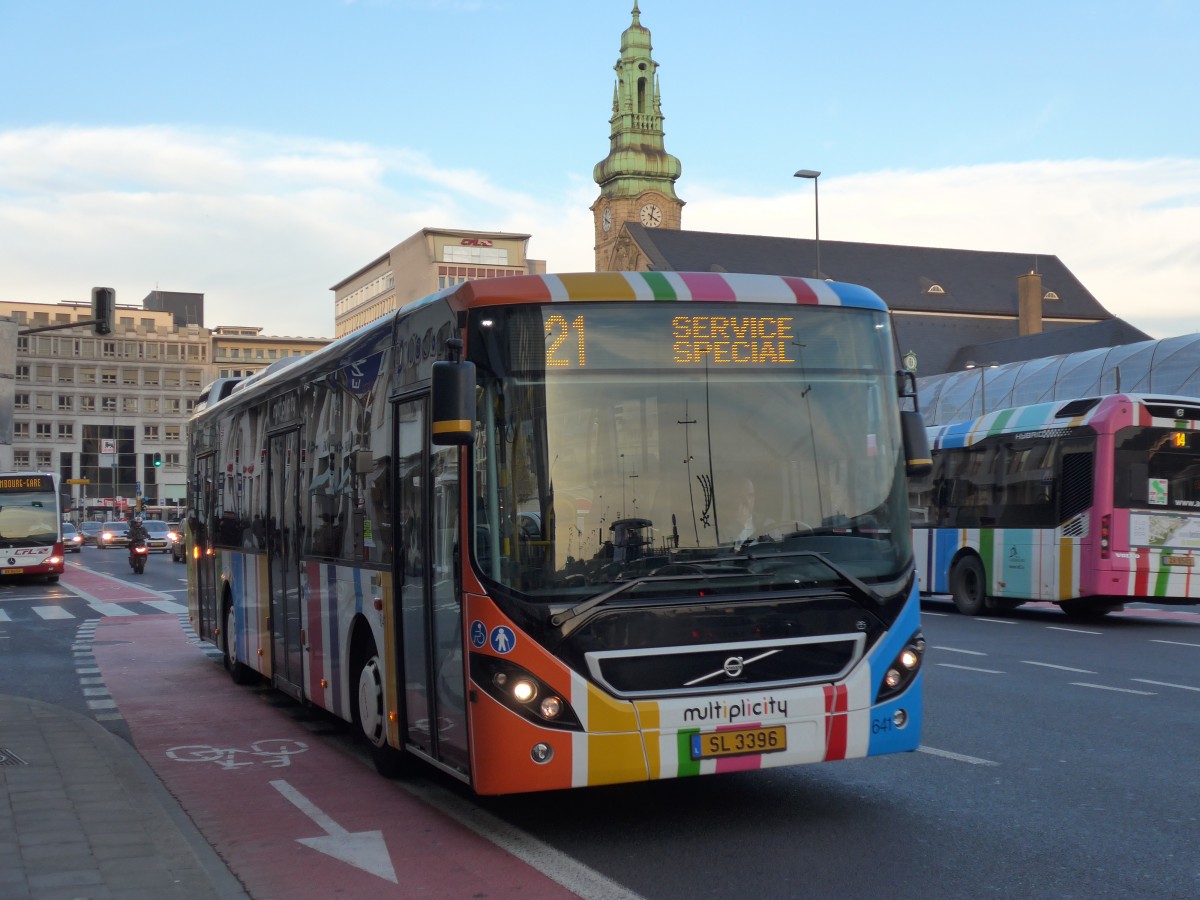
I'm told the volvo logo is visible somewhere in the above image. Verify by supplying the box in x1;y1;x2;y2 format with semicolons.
684;648;783;687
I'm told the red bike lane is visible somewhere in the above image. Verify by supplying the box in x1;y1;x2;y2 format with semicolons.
92;615;584;899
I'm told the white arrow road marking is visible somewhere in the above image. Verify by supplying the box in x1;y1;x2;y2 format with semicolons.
270;779;398;883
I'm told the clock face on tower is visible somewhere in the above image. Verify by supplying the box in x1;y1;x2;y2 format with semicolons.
602;207;612;232
639;203;663;228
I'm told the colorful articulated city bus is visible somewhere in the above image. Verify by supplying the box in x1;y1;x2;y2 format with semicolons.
909;393;1200;616
186;271;930;795
0;472;65;583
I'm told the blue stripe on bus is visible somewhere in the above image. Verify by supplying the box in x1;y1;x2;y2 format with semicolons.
934;529;962;593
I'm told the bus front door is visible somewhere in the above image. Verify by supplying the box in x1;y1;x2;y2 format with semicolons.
395;398;469;776
267;429;304;700
193;453;219;642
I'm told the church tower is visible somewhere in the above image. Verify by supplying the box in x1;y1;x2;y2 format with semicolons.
592;2;683;271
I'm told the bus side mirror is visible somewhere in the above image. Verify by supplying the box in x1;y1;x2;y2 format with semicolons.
431;359;476;446
901;410;932;478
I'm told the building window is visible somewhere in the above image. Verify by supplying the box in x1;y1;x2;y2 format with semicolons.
123;397;138;413
122;369;138;385
57;395;73;411
58;423;73;440
145;398;160;413
102;341;117;358
185;369;202;388
15;365;29;381
101;369;117;384
35;422;52;440
165;425;181;441
14;422;30;439
144;425;160;441
166;398;181;414
16;336;29;353
57;366;74;383
80;396;95;412
164;371;181;388
13;451;30;468
36;365;52;382
143;369;160;387
101;396;116;412
36;451;52;468
14;393;29;410
165;452;181;467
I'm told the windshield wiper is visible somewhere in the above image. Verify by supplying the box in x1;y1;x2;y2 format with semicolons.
549;572;749;628
743;548;887;606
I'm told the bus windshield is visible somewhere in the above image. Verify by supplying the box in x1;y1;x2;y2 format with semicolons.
468;302;912;600
0;490;60;547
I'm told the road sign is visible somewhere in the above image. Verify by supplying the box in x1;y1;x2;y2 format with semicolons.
66;478;90;485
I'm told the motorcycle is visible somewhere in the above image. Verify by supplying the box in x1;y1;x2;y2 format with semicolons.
128;539;149;575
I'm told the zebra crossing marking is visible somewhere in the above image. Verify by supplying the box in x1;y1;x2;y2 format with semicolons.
33;606;74;620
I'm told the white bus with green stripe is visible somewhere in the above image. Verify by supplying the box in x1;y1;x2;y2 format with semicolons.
909;394;1200;616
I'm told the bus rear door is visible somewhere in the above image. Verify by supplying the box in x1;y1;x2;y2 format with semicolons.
267;429;304;700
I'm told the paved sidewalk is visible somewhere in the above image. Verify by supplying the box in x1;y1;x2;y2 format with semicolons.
0;693;247;900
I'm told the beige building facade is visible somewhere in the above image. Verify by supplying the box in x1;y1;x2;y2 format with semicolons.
332;228;546;338
3;298;329;517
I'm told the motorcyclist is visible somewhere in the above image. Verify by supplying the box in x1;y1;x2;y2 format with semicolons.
127;515;149;559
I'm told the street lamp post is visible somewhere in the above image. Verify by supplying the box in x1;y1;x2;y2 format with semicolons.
965;361;999;416
794;169;821;278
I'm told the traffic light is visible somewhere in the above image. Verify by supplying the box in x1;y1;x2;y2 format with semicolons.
153;452;163;468
91;287;115;336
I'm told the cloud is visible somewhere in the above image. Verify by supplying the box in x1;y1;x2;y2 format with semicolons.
2;126;1197;341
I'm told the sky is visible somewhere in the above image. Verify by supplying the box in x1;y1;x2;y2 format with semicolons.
2;0;1198;340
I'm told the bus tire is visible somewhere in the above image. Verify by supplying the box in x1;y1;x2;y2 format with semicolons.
951;555;988;616
223;602;253;685
1060;599;1117;618
353;640;409;778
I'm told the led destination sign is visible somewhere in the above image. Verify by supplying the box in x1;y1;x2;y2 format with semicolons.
0;475;54;491
543;312;799;369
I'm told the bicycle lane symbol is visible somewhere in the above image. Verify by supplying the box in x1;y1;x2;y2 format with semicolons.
165;739;308;769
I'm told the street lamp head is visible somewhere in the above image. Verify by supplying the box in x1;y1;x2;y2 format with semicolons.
794;169;821;179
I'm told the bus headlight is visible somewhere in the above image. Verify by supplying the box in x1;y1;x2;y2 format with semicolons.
877;631;925;702
473;655;582;731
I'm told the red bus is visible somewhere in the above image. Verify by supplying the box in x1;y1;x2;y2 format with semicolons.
187;272;930;794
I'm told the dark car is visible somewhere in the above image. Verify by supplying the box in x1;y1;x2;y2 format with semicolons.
143;520;173;553
80;521;103;546
62;522;84;553
98;521;130;549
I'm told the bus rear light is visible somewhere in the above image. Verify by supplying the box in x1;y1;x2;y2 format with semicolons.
1100;514;1111;559
877;631;925;703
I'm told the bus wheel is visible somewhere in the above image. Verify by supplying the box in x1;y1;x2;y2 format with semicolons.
951;555;988;616
355;647;408;778
223;603;252;685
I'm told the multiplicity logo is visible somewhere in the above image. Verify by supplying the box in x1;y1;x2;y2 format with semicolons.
683;696;788;724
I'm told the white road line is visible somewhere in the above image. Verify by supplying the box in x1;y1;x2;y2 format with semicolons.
933;646;987;656
1150;639;1200;649
0;610;9;622
936;663;1005;674
1022;660;1097;674
33;606;74;620
918;745;999;766
87;602;137;617
974;618;1018;625
1047;625;1103;635
1070;683;1156;695
1132;679;1200;693
397;777;646;900
142;599;188;614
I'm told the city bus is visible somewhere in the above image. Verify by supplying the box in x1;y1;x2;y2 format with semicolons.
0;472;65;582
186;271;931;795
909;393;1200;616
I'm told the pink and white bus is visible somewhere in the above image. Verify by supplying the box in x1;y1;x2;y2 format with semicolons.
909;393;1200;616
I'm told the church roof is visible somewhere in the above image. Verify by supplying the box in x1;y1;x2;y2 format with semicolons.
626;224;1113;321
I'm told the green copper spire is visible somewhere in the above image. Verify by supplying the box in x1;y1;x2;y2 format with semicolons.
593;3;682;201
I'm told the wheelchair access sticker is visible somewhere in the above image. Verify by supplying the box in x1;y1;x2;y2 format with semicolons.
470;620;487;648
